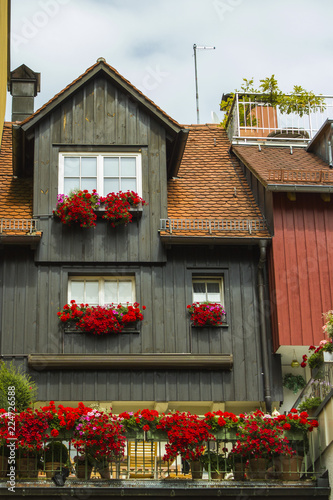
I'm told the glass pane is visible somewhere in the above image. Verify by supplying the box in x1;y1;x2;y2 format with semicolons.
81;157;97;176
118;281;133;304
104;281;118;304
81;178;97;191
207;282;221;303
64;157;80;176
121;178;136;192
120;157;136;176
71;281;85;303
64;178;80;195
85;281;99;305
193;282;206;293
104;157;119;176
104;178;119;194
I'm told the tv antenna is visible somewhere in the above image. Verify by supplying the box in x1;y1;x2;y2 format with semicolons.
193;44;215;124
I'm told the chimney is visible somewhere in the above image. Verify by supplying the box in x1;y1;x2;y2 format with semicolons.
8;64;40;122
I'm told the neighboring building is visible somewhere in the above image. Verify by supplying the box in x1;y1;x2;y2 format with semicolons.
0;0;10;144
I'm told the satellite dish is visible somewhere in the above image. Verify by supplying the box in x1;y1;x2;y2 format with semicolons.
211;111;220;124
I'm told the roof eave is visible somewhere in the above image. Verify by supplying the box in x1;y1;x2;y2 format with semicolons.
160;235;271;246
267;183;333;193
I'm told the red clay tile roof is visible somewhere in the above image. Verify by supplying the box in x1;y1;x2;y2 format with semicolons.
0;123;41;240
164;125;270;240
20;60;180;129
232;145;333;187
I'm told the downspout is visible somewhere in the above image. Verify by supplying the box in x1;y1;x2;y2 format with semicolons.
257;240;272;413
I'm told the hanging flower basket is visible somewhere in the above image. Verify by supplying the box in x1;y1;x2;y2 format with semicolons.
58;300;146;335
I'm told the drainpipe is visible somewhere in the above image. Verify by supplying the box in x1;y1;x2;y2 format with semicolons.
257;240;272;413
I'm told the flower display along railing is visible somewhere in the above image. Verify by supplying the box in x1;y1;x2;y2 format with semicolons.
58;301;146;335
53;190;146;228
0;405;322;484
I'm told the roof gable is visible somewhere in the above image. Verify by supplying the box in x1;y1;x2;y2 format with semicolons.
20;59;181;135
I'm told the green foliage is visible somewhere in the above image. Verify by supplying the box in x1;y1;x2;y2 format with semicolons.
298;397;322;412
201;450;231;473
220;75;325;127
0;362;37;412
44;441;69;463
283;373;306;394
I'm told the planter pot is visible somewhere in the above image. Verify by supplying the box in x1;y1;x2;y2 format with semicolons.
125;430;145;440
0;457;8;479
211;471;223;480
233;462;246;481
190;461;203;479
323;351;333;362
76;464;93;479
17;457;39;479
213;429;237;441
284;430;304;441
45;461;65;479
247;458;268;480
146;430;168;441
277;455;303;480
97;466;111;479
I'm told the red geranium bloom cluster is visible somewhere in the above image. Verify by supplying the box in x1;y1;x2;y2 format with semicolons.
73;410;126;463
53;190;100;228
301;339;333;368
203;410;239;431
118;408;160;433
102;191;146;227
274;408;318;433
40;401;91;435
187;302;226;326
57;300;146;335
158;411;215;462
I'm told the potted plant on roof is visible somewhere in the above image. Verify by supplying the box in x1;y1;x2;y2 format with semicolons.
187;302;226;327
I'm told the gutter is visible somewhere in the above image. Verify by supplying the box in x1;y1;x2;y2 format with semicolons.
257;240;272;413
267;184;333;193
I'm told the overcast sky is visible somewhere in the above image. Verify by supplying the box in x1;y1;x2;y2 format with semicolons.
6;0;333;125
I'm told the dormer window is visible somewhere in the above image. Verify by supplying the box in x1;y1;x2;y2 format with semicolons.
58;153;142;196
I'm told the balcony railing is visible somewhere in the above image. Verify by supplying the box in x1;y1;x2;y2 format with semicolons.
225;93;333;145
0;218;39;234
160;218;267;235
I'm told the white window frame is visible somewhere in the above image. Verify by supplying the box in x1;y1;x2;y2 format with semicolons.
192;277;224;306
58;153;142;197
68;276;136;306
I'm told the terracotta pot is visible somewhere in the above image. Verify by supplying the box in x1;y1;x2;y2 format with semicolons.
76;463;93;479
247;458;268;480
279;455;303;480
45;461;65;479
98;466;111;479
211;471;223;480
0;456;8;479
17;457;38;479
190;461;203;479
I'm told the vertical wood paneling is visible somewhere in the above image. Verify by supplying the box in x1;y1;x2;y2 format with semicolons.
271;193;333;347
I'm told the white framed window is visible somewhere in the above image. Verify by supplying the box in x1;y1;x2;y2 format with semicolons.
58;153;142;197
68;276;135;306
192;277;224;305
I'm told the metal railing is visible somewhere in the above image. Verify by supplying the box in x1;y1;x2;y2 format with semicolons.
293;362;333;409
0;219;38;234
160;218;267;235
225;93;333;145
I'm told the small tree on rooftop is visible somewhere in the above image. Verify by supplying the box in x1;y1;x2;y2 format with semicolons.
220;75;325;127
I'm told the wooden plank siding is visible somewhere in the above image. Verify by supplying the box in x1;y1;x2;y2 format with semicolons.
0;245;276;402
269;192;333;350
33;75;167;263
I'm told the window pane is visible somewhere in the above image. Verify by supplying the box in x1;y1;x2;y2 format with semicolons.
64;178;80;195
71;281;85;303
64;157;80;176
207;282;221;302
81;178;97;191
120;157;136;176
85;281;99;304
104;178;119;194
104;157;119;176
118;281;133;304
81;157;97;176
193;283;205;294
104;281;118;304
121;178;136;192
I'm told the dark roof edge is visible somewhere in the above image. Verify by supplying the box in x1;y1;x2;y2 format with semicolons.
267;184;333;193
307;119;333;152
167;129;189;178
160;235;271;246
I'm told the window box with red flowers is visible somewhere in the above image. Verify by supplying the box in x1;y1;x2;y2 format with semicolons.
187;302;227;328
58;300;146;335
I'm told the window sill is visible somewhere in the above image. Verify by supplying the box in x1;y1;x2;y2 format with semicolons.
95;205;143;219
64;323;140;334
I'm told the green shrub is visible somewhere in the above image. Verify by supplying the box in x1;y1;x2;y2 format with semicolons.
298;397;322;412
44;442;69;463
0;362;37;411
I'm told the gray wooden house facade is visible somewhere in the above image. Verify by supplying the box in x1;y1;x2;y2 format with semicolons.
0;60;283;412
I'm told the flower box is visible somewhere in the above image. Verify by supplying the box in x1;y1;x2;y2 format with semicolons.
323;351;333;362
284;430;304;441
213;429;237;441
146;430;168;441
125;430;145;440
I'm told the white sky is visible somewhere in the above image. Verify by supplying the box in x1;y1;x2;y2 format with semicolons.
6;0;333;125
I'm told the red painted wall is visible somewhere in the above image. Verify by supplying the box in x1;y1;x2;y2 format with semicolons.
269;192;333;350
